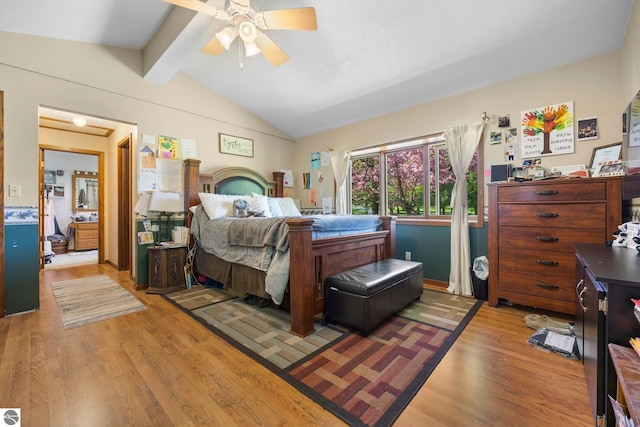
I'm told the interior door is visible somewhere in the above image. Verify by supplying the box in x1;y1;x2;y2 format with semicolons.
117;135;131;271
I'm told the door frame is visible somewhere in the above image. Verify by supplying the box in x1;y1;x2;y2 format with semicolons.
117;134;131;271
0;91;5;317
39;145;105;266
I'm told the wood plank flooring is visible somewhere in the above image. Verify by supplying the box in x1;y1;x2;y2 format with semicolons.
0;264;593;426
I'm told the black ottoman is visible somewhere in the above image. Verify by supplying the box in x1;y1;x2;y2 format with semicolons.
323;258;423;336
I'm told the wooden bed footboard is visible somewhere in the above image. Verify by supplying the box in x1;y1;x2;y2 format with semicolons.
183;159;397;337
287;216;396;337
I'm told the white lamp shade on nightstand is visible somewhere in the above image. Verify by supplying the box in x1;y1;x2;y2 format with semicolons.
148;191;182;213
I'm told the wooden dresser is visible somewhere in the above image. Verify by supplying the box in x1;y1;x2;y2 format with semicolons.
488;178;623;314
72;221;98;251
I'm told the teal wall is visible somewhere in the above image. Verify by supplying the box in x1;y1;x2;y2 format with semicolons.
135;217;186;286
396;222;488;282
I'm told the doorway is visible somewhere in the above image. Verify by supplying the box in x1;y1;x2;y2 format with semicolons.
40;147;104;269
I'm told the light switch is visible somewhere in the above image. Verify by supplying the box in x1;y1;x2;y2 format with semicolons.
8;185;21;197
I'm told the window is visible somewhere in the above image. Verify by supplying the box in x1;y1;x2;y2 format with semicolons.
349;134;482;224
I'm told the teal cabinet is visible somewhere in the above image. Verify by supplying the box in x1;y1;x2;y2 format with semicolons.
5;223;39;314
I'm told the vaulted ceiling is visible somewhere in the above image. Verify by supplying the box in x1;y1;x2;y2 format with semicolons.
1;0;635;138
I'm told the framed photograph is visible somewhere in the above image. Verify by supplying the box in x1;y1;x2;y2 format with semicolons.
593;160;625;177
577;117;598;141
219;133;254;158
44;170;56;185
498;115;510;128
489;130;503;145
53;185;65;197
589;142;622;169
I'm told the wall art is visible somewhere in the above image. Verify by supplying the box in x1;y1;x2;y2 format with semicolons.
219;133;254;157
577;117;598;141
520;101;574;158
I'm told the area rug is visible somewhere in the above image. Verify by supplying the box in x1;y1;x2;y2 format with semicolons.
165;288;482;426
51;274;146;329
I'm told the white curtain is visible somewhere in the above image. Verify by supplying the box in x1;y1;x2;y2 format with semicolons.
444;122;485;296
329;150;351;215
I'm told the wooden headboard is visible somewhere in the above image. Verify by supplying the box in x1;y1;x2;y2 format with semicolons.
183;160;284;220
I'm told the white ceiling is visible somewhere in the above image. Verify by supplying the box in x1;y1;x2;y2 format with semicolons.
1;0;635;138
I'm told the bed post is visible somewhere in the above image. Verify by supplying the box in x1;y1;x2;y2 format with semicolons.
272;171;284;197
286;217;316;337
380;216;396;259
184;159;201;226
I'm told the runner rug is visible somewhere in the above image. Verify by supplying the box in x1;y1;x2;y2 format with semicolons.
51;274;146;329
165;286;482;427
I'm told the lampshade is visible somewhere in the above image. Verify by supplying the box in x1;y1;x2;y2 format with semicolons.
216;26;238;50
244;40;260;57
238;21;257;43
147;191;182;213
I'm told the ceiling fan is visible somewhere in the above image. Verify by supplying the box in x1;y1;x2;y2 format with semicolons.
164;0;317;67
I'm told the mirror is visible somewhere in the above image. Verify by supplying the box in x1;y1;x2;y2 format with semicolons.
72;171;99;211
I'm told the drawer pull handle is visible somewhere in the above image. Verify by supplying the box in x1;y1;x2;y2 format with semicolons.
536;212;559;218
536;282;559;290
536;259;559;266
536;236;558;242
535;190;559;196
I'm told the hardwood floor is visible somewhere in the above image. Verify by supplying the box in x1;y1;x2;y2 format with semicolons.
0;265;592;426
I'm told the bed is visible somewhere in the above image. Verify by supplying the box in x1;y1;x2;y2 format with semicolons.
183;159;397;337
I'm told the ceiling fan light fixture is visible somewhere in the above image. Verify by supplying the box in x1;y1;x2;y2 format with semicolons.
72;115;87;127
216;26;238;50
238;21;257;42
243;40;260;57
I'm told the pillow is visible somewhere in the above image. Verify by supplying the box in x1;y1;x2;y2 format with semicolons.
276;197;302;217
249;194;273;218
267;198;283;217
199;193;247;218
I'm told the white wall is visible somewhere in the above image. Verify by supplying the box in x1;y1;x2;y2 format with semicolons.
295;52;623;209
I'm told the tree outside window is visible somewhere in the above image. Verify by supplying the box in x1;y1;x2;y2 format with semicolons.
350;135;481;221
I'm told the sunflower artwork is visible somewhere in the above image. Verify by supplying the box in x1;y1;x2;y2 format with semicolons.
520;102;574;157
158;135;179;159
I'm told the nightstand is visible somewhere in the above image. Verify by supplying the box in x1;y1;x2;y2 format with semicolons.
146;245;187;294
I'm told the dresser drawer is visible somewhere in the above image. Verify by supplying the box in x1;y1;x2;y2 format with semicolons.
498;269;574;302
499;249;576;277
499;226;606;252
499;203;606;228
76;239;98;250
79;230;98;239
498;182;606;202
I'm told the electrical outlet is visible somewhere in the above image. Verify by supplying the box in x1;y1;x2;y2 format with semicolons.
405;251;411;261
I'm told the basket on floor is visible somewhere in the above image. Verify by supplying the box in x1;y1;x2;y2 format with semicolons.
49;238;69;254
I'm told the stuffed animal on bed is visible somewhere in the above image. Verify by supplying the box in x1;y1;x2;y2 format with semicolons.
233;199;264;218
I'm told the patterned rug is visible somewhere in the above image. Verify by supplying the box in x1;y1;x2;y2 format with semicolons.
165;287;482;426
51;274;146;329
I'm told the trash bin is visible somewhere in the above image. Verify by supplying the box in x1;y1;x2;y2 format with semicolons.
471;256;488;301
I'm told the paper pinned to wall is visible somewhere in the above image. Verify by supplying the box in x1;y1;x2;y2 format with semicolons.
282;170;294;187
138;169;158;192
157;158;183;193
181;139;198;158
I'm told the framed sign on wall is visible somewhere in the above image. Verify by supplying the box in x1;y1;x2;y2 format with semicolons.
219;133;254;158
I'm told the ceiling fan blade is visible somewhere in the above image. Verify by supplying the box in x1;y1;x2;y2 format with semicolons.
201;37;225;56
230;0;250;7
163;0;229;20
259;8;317;31
255;33;289;67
